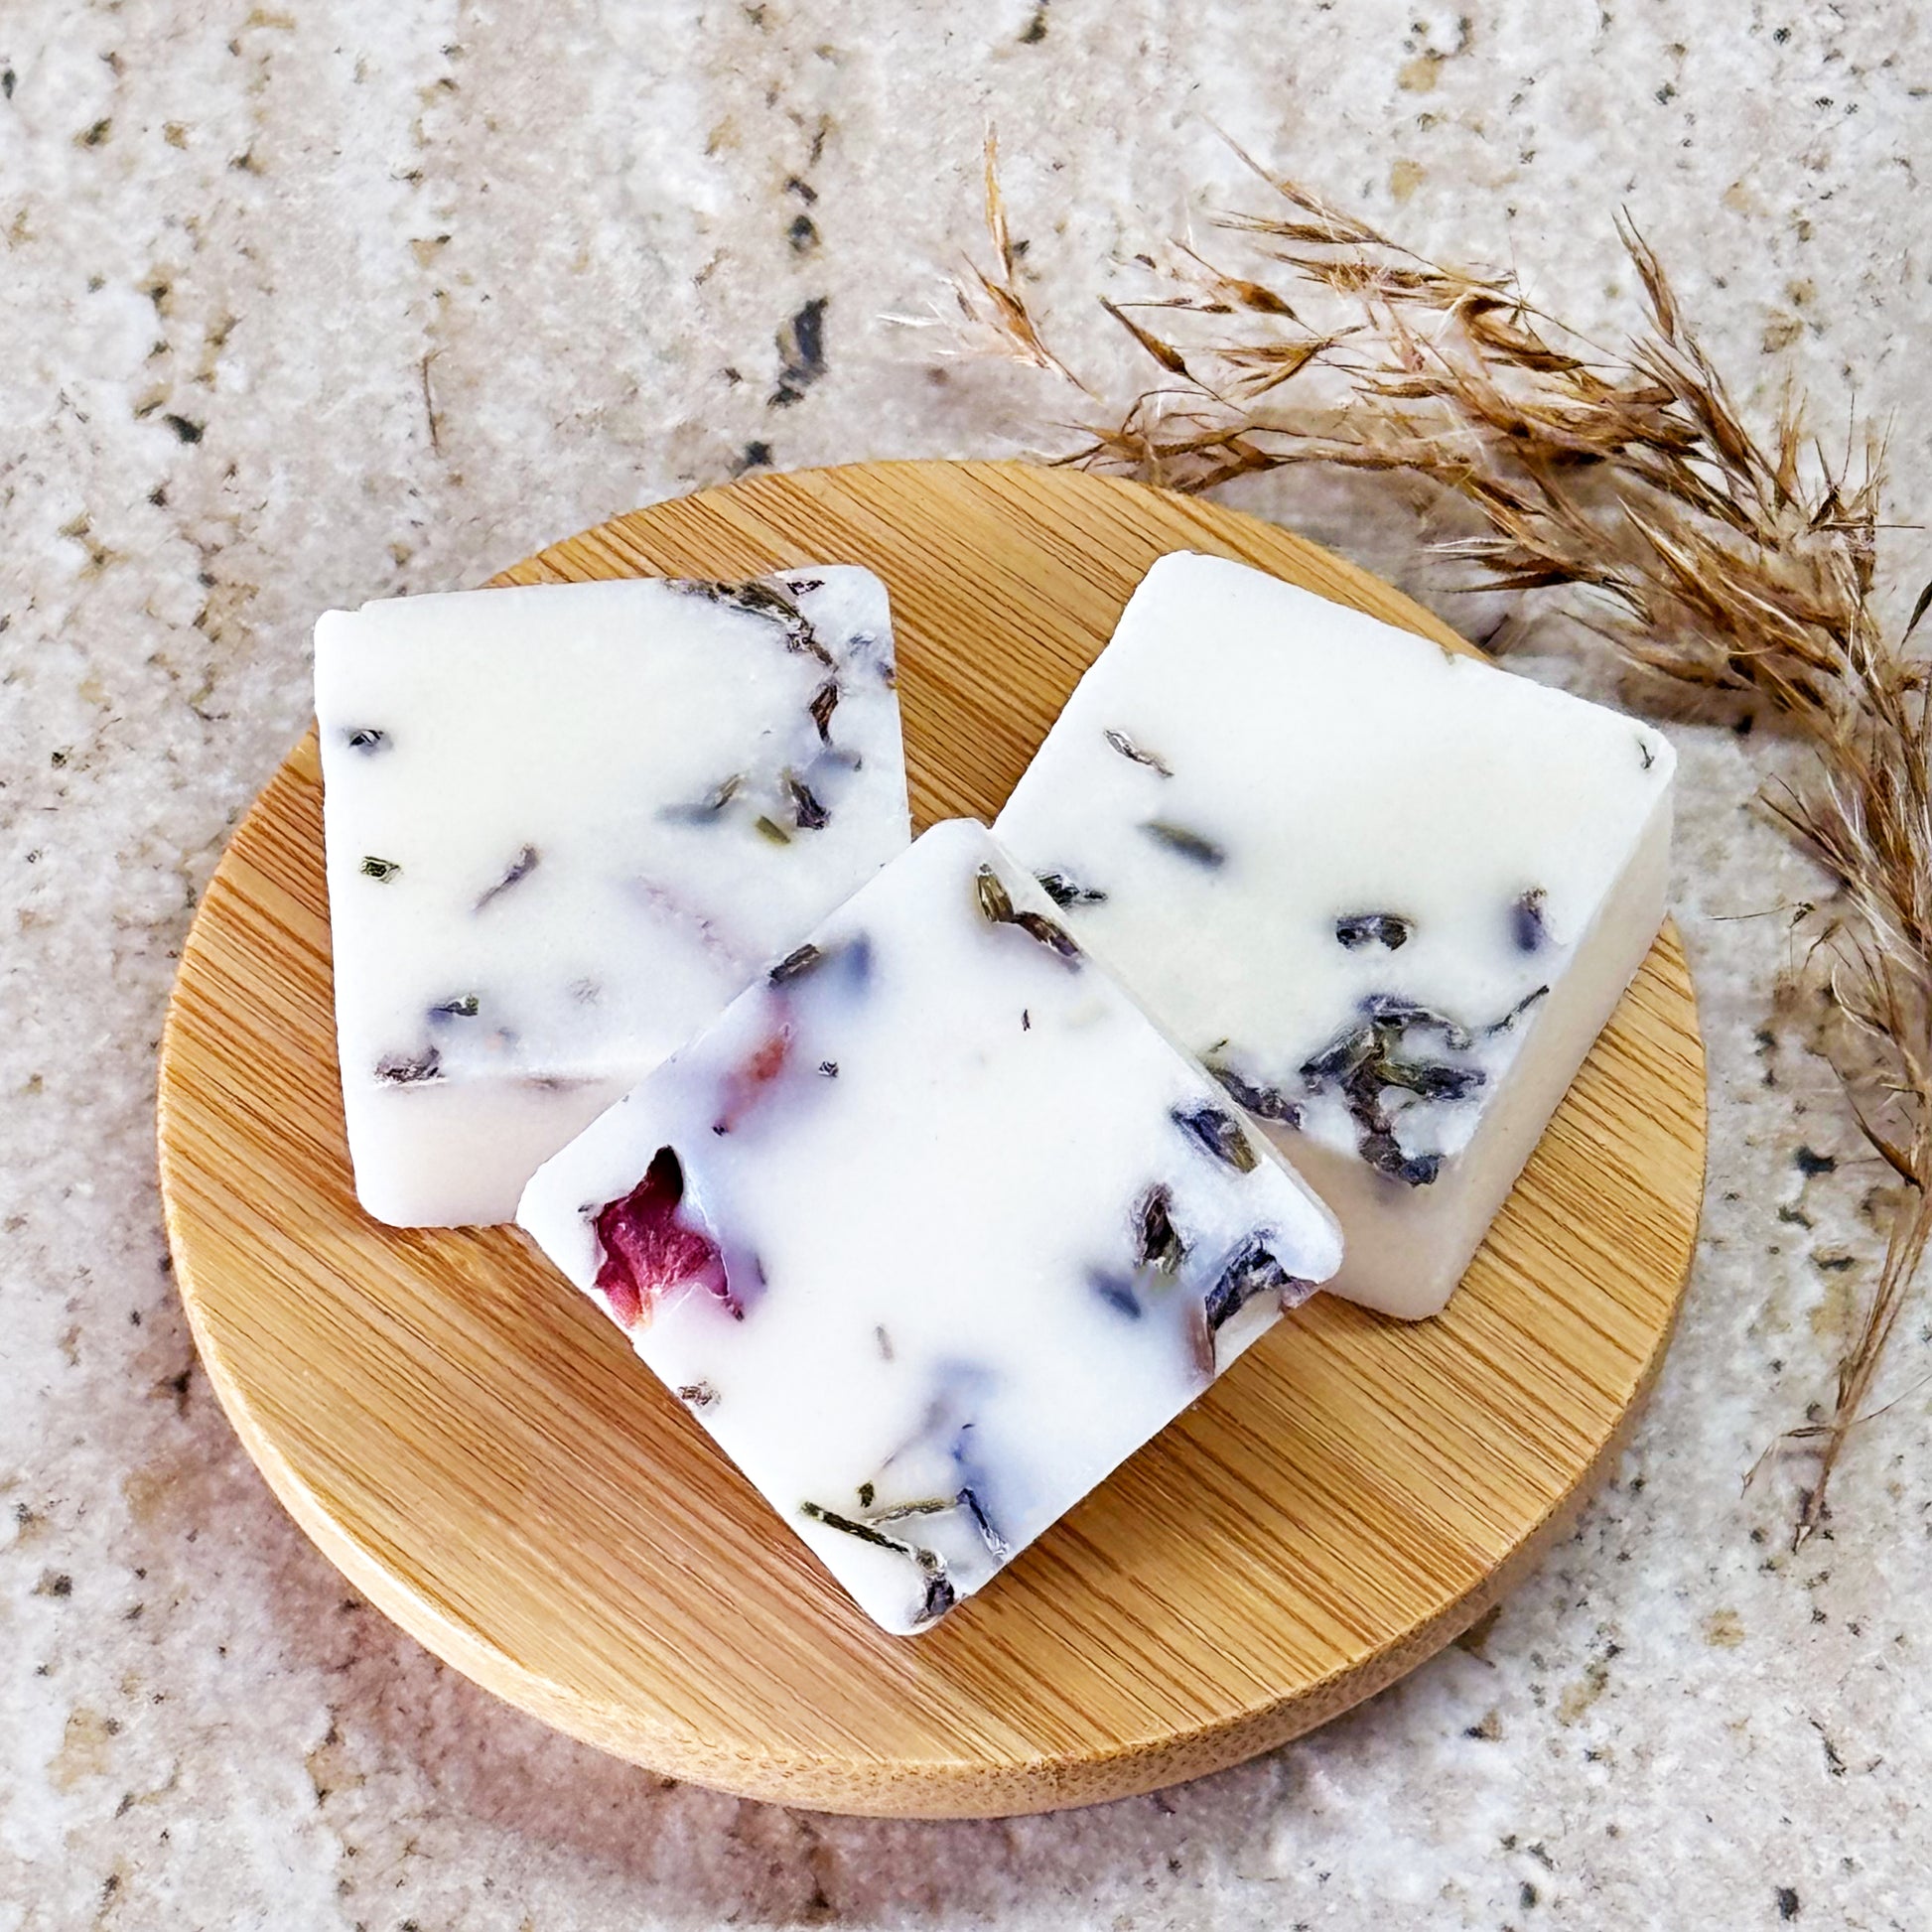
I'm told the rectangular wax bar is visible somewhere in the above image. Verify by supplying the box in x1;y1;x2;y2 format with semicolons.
316;570;908;1227
516;819;1342;1634
994;551;1674;1321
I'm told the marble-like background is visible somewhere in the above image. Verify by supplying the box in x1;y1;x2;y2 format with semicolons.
3;2;1929;1926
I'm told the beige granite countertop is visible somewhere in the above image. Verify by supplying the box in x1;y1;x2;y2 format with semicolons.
4;3;1930;1927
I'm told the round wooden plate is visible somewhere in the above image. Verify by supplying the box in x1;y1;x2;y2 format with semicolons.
156;461;1705;1818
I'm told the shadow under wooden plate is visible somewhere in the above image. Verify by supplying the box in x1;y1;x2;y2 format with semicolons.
156;461;1706;1818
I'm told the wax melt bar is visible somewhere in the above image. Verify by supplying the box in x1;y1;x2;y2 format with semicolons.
994;552;1674;1321
516;819;1341;1634
316;570;907;1227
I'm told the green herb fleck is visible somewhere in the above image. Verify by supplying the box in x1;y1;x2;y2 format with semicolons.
428;994;480;1020
345;727;388;753
359;855;401;882
754;814;792;846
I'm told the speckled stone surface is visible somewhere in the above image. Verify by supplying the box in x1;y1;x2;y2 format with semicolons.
3;3;1929;1927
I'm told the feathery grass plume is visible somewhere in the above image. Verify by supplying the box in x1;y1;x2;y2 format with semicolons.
939;131;1929;1546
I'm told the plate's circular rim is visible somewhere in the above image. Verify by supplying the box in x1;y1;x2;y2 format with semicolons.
157;458;1707;1817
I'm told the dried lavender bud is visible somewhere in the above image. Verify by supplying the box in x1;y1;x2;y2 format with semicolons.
1205;1054;1303;1126
1512;887;1550;954
1360;994;1473;1052
1356;1122;1445;1185
1301;1025;1377;1087
783;768;830;831
1134;1181;1185;1272
1103;727;1173;776
973;864;1015;925
873;1325;893;1361
660;773;744;823
359;855;401;882
1141;820;1225;870
1090;1271;1143;1320
915;1572;958;1625
1378;1058;1486;1102
972;865;1080;963
374;1045;441;1084
1012;909;1080;960
958;1485;1008;1557
808;679;840;742
568;977;601;1005
672;576;832;663
476;843;540;910
1485;984;1551;1035
1171;1102;1258;1173
345;727;388;753
1335;912;1412;951
768;943;825;986
676;1382;718;1410
1204;1235;1291;1332
1035;869;1108;907
428;994;480;1021
770;933;871;991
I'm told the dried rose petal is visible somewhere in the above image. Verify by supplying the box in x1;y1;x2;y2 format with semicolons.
593;1148;728;1329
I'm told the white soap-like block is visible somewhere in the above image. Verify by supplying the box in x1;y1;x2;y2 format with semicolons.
994;552;1674;1321
316;570;908;1227
516;819;1341;1635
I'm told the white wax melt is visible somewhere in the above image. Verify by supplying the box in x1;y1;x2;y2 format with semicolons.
516;819;1341;1634
316;570;908;1227
994;552;1674;1320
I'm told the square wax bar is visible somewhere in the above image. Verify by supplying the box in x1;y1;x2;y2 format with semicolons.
316;570;907;1227
516;819;1341;1634
994;552;1675;1320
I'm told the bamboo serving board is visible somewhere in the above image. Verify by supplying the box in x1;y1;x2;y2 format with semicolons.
156;461;1706;1819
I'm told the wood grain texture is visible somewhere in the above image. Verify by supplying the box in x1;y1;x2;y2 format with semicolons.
156;461;1706;1818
